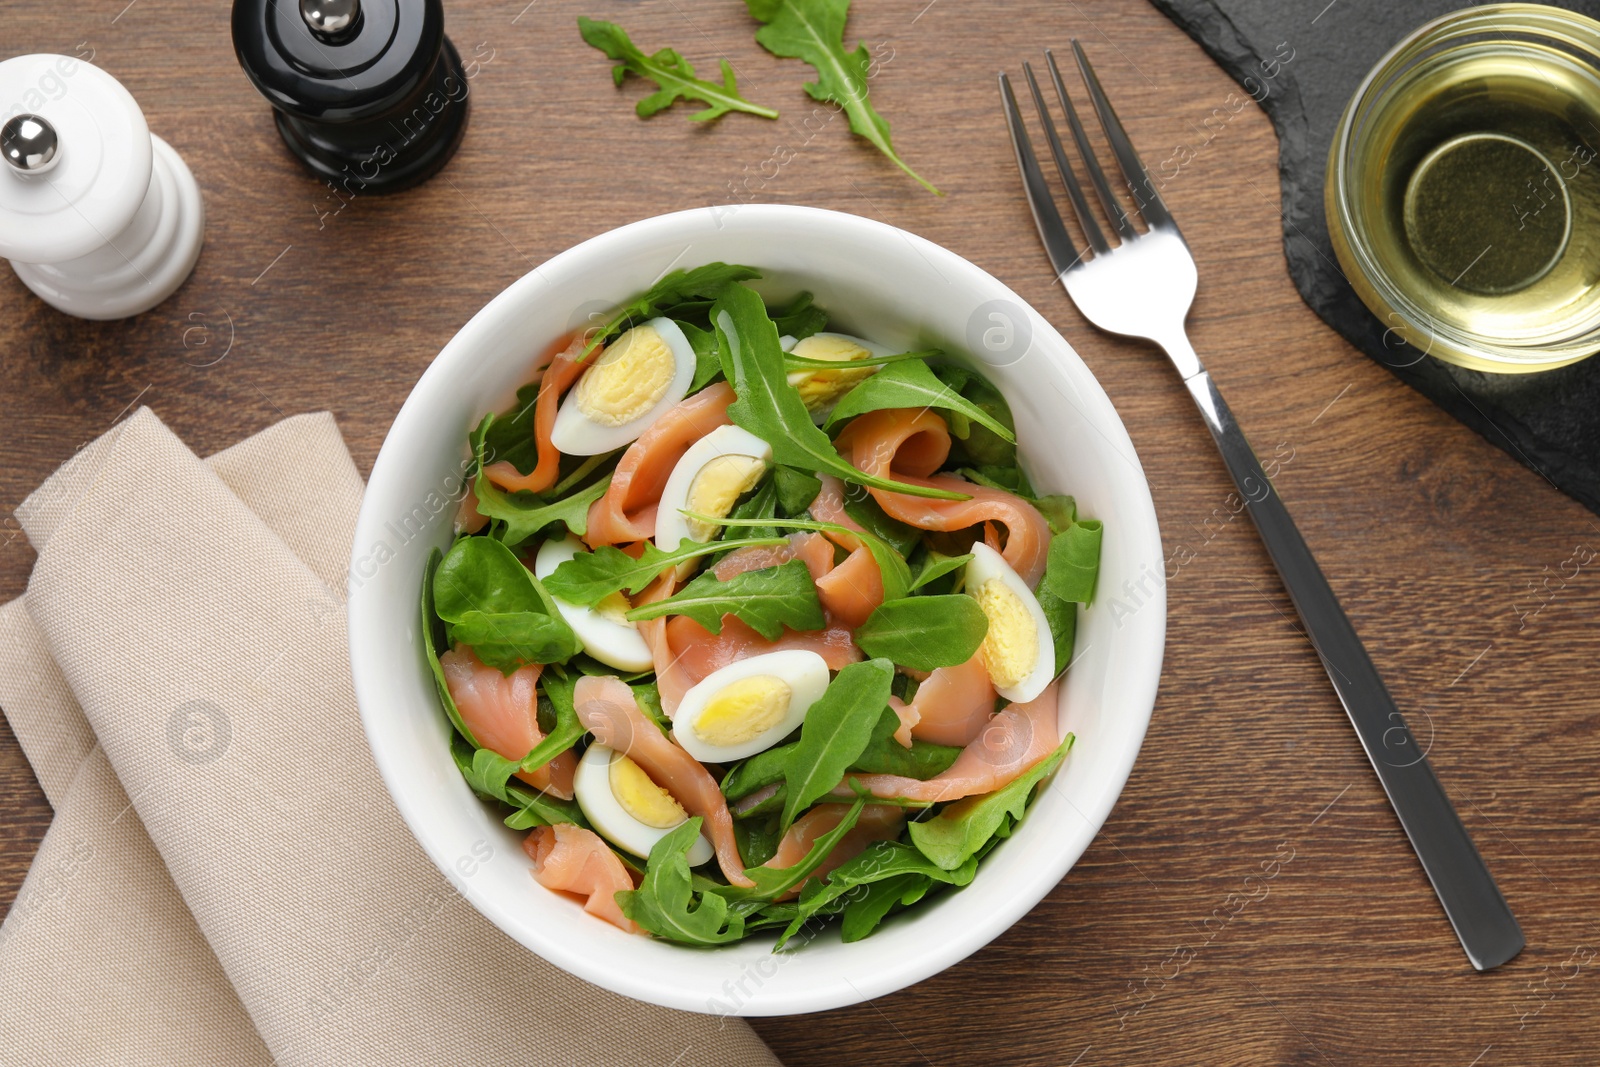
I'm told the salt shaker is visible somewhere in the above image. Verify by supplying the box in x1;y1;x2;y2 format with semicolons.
0;54;204;320
232;0;470;194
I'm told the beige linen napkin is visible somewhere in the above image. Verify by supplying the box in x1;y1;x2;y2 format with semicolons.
1;409;778;1066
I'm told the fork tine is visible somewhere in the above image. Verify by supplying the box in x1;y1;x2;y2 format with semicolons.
1044;48;1136;241
998;72;1080;278
1070;39;1174;229
1021;62;1109;256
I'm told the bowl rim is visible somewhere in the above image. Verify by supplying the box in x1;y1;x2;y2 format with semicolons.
348;204;1165;1014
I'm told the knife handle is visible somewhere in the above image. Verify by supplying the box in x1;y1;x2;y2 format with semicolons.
1182;369;1523;971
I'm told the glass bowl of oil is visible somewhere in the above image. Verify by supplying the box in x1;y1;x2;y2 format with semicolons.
1328;3;1600;372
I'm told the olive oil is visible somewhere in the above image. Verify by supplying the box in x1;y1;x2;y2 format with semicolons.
1356;45;1600;346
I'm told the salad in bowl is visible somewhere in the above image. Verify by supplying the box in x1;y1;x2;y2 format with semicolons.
422;263;1102;947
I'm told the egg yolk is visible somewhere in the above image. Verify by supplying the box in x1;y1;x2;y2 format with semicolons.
609;753;688;829
787;335;875;412
692;675;792;747
594;590;635;627
573;324;676;427
973;578;1040;690
685;454;767;541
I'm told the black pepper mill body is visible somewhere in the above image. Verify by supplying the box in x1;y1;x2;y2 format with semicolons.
232;0;470;194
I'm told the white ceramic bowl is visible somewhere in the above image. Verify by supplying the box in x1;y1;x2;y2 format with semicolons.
348;205;1165;1016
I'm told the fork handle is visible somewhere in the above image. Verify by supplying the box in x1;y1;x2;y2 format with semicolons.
1182;369;1523;971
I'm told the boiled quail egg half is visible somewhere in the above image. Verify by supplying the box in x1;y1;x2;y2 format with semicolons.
654;424;774;558
783;331;892;419
550;317;696;455
573;743;714;865
533;536;653;673
965;542;1055;703
672;650;831;762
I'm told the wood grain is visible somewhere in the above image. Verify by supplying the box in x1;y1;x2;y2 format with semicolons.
3;1;1598;1064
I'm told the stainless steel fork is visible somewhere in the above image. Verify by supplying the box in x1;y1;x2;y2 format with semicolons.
1001;43;1523;971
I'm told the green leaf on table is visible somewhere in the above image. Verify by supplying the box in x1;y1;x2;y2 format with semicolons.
855;595;988;671
542;534;786;606
910;551;972;592
742;0;940;194
626;558;825;640
578;17;779;124
774;839;978;948
712;284;966;502
773;466;823;516
771;291;829;340
908;734;1074;870
618;819;748;945
780;659;894;831
1043;520;1103;604
584;262;763;358
433;536;581;671
825;359;1016;443
422;548;477;746
694;510;914;605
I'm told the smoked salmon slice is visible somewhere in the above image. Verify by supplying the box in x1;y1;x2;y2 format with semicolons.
481;332;593;496
715;530;883;629
524;823;638;934
841;681;1062;803
573;675;754;887
439;646;576;798
584;383;736;547
765;804;906;894
834;408;1052;586
903;652;996;747
712;531;835;583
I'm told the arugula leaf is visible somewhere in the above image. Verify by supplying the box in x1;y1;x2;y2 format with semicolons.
542;534;786;606
908;734;1074;870
1043;520;1103;604
713;284;966;502
1036;582;1076;677
1033;494;1077;534
772;290;829;340
937;364;1017;467
679;321;724;392
780;659;894;830
773;466;823;516
825;359;1016;443
734;815;783;869
630;680;672;731
782;348;934;370
774;840;977;948
713;794;866;903
450;735;586;828
468;415;614;545
851;705;962;777
841;491;921;558
433;537;581;671
743;0;939;194
422;548;477;745
721;475;779;544
618;819;748;944
626;558;825;639
586;262;762;358
479;385;541;475
855;595;988;671
520;669;585;772
839;871;932;942
578;17;779;123
690;511;913;603
957;465;1036;499
910;551;972;592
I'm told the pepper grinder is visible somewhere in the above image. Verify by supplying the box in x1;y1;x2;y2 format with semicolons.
232;0;470;194
0;54;204;320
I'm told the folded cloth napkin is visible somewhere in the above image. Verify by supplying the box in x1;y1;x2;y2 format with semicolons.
0;409;779;1067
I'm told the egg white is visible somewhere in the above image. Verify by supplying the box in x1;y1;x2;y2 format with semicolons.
573;743;714;865
965;541;1056;703
550;317;697;456
534;536;654;672
673;649;831;763
654;424;775;558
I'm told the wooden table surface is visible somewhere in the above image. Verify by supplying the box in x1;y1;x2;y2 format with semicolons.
4;1;1599;1063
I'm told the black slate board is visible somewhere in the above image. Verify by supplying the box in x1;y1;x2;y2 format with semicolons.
1148;0;1600;514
